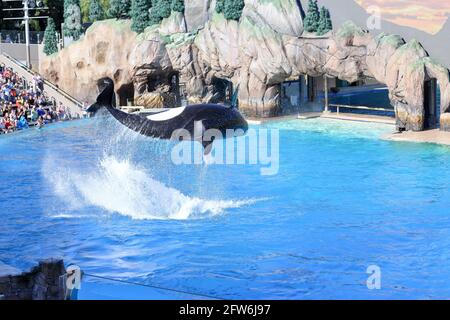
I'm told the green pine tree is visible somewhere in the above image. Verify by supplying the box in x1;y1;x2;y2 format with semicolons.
171;0;184;13
148;0;161;26
80;0;89;22
149;0;171;26
64;0;83;40
89;0;104;22
317;6;333;36
43;18;59;55
108;0;131;19
155;0;171;19
324;8;333;32
215;0;225;13
159;0;171;18
304;0;319;33
316;6;326;35
223;0;245;21
130;0;150;33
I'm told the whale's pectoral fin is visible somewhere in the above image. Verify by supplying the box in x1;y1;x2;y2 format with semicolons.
194;120;213;155
202;141;214;156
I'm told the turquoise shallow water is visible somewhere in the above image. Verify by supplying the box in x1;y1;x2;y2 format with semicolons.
1;117;450;299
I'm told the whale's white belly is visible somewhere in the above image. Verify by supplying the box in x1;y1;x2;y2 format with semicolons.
146;107;186;121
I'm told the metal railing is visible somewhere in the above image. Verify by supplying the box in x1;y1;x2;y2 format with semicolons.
329;104;395;115
0;30;45;44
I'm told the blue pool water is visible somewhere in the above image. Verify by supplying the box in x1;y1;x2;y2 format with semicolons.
1;117;450;299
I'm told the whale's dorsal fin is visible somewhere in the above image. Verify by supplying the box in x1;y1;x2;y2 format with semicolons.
96;79;115;107
87;79;115;114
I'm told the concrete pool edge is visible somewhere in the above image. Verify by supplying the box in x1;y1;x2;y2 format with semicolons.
383;129;450;147
247;113;396;126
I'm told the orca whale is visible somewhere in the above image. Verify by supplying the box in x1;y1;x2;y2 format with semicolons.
87;80;248;154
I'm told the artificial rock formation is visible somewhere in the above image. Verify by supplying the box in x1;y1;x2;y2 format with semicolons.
40;0;450;131
41;20;175;107
0;259;65;300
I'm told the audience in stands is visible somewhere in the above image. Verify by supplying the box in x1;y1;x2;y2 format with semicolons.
0;63;72;134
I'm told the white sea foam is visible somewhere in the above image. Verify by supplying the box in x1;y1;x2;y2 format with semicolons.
46;156;260;220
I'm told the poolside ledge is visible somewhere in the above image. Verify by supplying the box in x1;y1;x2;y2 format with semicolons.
247;112;396;125
383;129;450;147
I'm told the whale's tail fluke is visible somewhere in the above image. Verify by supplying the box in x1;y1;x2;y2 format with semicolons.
87;79;116;115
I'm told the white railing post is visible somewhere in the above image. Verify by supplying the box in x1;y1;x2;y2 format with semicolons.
24;0;31;68
324;75;329;113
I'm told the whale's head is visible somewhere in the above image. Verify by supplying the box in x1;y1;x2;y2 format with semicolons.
185;104;248;154
194;104;248;137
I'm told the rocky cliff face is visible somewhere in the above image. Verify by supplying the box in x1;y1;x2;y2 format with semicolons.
40;0;450;131
41;20;175;106
0;259;65;300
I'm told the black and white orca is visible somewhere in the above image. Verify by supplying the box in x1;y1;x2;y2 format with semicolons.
87;79;248;154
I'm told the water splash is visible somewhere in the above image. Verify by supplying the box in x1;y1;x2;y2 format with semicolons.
46;156;259;220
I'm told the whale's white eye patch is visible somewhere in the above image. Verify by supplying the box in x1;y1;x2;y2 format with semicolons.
146;107;186;121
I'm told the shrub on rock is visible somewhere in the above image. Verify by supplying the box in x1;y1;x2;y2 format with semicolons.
223;0;245;21
215;0;225;14
171;0;184;13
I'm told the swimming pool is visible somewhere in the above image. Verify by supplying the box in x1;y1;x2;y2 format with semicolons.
1;117;450;299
